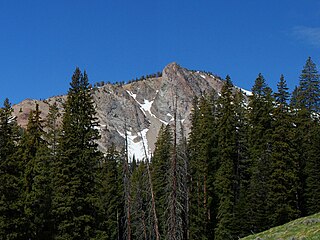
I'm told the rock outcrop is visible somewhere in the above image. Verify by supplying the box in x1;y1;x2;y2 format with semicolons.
12;63;250;160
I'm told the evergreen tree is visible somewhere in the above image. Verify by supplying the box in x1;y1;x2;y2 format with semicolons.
188;96;205;240
188;94;217;240
21;104;53;239
45;102;61;159
0;98;25;239
22;105;45;199
214;76;238;240
290;58;320;216
290;101;312;216
304;121;320;215
290;86;300;109
275;75;290;104
51;68;102;239
151;124;172;239
268;75;300;227
291;57;320;215
98;144;124;239
232;89;250;238
245;73;274;233
297;57;320;112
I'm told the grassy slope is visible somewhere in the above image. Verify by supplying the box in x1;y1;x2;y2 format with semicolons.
241;213;320;240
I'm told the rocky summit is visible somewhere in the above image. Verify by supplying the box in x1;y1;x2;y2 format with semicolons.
12;62;250;160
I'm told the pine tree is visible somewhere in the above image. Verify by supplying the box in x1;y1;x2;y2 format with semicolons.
188;94;218;240
0;98;25;239
289;59;320;216
151;124;172;239
290;100;311;216
232;89;250;238
304;121;320;215
274;75;290;104
297;57;320;112
245;73;274;233
45;102;61;159
21;104;53;239
268;75;300;227
214;76;238;240
290;86;300;109
188;96;206;240
22;105;45;199
51;68;102;239
291;57;320;216
98;144;124;239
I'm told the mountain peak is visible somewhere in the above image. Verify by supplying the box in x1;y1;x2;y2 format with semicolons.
163;62;183;75
13;63;248;160
164;61;180;68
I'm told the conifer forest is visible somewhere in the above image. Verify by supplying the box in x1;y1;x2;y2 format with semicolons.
1;57;320;240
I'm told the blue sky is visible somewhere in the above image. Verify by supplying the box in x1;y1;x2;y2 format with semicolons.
1;0;320;104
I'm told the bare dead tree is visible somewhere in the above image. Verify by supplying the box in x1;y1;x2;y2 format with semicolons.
166;89;188;240
177;119;189;240
134;105;160;240
123;120;132;240
167;92;178;240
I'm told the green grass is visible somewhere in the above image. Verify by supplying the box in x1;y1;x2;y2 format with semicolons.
241;213;320;240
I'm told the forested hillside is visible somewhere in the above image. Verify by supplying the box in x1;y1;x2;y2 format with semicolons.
1;57;320;239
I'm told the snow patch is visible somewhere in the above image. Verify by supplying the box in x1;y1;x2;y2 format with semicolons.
117;129;150;161
127;90;168;125
241;88;252;96
236;87;252;96
139;99;168;125
126;90;137;99
140;99;154;113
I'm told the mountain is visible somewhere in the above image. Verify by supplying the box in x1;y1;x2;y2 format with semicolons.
241;212;320;240
12;62;251;160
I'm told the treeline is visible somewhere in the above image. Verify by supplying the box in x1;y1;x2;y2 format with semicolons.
127;71;162;84
1;57;320;240
92;71;162;88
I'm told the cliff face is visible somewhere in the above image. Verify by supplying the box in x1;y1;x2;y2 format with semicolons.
13;62;249;160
